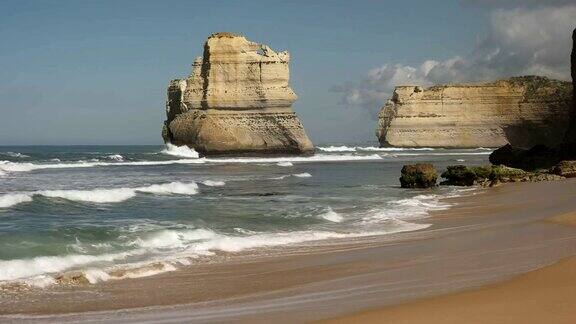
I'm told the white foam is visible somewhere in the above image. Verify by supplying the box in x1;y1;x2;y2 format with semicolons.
0;217;434;286
277;162;293;167
115;262;177;279
205;154;382;164
319;207;343;222
384;152;491;156
22;275;56;288
317;145;357;152
0;161;37;172
1;152;30;158
201;180;226;187
106;154;124;161
0;158;207;174
0;251;133;281
357;146;435;151
132;229;219;249
83;269;111;284
15;261;178;288
0;153;381;175
362;194;451;224
161;143;200;159
137;182;199;195
272;173;313;180
0;182;199;208
40;188;137;203
0;193;33;208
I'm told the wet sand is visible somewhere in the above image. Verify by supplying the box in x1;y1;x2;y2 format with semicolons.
2;179;576;323
325;211;576;324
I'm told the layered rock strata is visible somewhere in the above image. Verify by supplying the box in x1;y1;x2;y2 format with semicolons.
378;76;572;148
163;32;313;155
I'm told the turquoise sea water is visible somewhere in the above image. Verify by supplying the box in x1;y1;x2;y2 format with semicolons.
0;144;491;287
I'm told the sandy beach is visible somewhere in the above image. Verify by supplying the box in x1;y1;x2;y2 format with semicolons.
325;214;576;324
2;179;576;323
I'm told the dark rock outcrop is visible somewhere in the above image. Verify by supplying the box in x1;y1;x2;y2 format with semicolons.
399;164;438;188
489;28;576;169
551;160;576;178
440;164;564;187
561;29;576;156
440;165;492;186
489;144;560;170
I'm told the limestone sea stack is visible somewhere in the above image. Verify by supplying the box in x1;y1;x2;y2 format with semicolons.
162;32;314;155
377;76;572;148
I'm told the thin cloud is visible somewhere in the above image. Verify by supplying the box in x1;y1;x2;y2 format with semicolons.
335;3;576;118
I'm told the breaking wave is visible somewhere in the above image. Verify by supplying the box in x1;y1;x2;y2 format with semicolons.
161;143;200;159
0;218;430;288
361;193;455;224
0;193;34;208
0;154;381;175
0;188;472;288
106;154;124;161
0;182;200;208
0;152;30;158
272;172;313;180
317;145;358;152
319;207;343;222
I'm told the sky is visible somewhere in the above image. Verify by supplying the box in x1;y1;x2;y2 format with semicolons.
0;0;574;145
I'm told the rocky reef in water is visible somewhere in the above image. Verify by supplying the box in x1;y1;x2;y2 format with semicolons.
162;32;313;155
377;76;572;148
490;28;576;169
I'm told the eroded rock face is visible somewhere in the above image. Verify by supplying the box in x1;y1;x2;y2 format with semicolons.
378;76;572;148
163;32;313;155
561;28;576;156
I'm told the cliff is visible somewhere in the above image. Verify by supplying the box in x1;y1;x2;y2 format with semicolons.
377;76;572;148
162;32;313;155
561;28;576;156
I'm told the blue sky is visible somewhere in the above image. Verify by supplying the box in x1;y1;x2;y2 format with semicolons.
0;0;573;145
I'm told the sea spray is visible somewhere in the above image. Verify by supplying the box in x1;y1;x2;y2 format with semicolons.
161;143;200;158
319;207;344;222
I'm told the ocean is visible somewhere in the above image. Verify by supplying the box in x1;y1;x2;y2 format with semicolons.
0;144;491;288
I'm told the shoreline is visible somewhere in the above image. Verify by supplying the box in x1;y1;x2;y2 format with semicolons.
324;211;576;324
2;179;576;322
